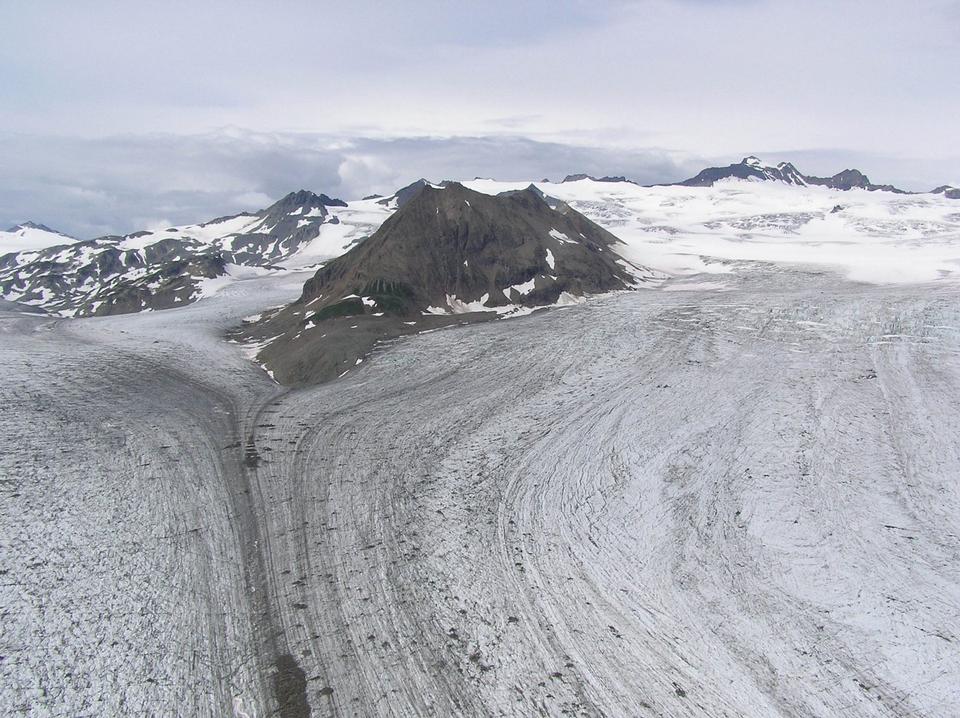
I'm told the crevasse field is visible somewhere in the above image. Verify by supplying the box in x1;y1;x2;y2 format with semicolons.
3;179;960;717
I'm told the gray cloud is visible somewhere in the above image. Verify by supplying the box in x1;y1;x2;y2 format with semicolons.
1;1;957;235
2;128;957;239
2;0;957;147
0;130;703;237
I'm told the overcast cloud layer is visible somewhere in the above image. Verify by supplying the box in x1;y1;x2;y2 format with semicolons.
1;0;958;237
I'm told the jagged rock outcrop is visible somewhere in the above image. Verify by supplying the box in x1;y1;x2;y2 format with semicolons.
562;174;633;184
673;156;909;193
0;190;349;316
805;168;906;194
1;222;77;255
677;157;808;187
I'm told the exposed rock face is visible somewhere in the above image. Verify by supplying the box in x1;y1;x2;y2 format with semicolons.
932;185;960;200
0;240;227;316
304;182;645;315
246;182;658;385
0;190;347;316
805;168;906;194
0;222;77;255
377;179;440;208
674;156;909;193
677;157;808;187
6;221;64;234
209;189;347;266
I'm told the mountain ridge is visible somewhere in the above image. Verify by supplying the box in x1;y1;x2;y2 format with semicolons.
671;156;912;193
242;181;659;385
0;189;361;316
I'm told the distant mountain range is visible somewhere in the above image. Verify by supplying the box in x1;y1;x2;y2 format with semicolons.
0;190;369;316
672;156;911;193
2;157;957;324
933;185;960;200
558;156;958;197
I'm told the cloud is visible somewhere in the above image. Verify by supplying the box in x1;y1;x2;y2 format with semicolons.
337;155;401;197
1;1;957;237
0;129;702;237
2;0;957;159
2;127;957;239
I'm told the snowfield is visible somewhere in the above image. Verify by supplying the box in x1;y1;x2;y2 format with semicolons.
465;178;960;284
2;180;960;716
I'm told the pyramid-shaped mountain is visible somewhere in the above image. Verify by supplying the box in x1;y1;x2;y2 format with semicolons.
0;189;350;317
300;182;645;316
246;182;657;385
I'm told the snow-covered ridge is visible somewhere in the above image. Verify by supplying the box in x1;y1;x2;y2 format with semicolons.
673;156;891;191
0;192;392;317
0;222;77;255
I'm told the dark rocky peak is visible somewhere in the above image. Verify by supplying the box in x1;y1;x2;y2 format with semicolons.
674;156;805;187
263;189;347;217
197;189;346;231
675;157;912;193
676;159;746;186
932;185;960;199
828;169;870;190
248;180;656;385
561;174;632;184
377;178;438;208
775;162;806;184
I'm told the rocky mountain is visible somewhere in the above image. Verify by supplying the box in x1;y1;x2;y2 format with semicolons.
933;185;960;200
677;157;815;188
674;156;911;193
0;222;77;254
242;181;659;385
562;174;634;184
7;160;954;323
805;168;907;194
376;178;446;208
0;190;355;317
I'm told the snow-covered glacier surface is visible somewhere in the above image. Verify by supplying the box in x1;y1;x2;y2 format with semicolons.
2;181;960;716
465;178;960;284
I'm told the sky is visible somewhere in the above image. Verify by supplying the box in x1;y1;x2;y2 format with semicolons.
1;0;958;237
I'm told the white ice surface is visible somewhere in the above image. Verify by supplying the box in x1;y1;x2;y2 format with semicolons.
117;214;263;251
463;178;960;285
